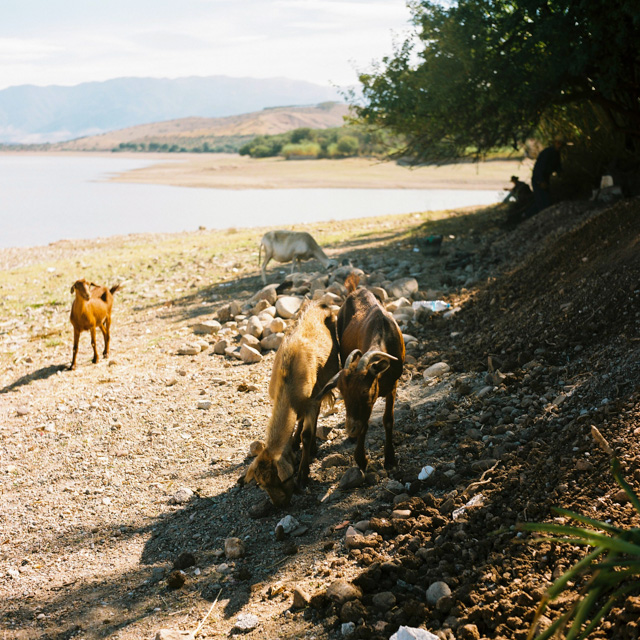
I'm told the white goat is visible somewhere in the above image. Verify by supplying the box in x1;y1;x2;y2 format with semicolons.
259;230;335;284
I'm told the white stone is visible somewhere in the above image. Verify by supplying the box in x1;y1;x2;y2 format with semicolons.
342;622;356;636
275;296;303;319
154;630;194;640
177;344;200;356
240;334;261;350
197;401;212;410
245;315;263;339
268;317;287;333
192;320;221;335
260;333;284;351
276;515;300;535
234;613;259;631
240;344;262;364
171;487;194;504
423;362;450;379
390;627;439;640
387;278;419;299
418;465;435;480
387;296;412;313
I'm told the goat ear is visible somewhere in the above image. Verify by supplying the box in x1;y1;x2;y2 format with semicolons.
359;352;395;378
315;371;340;401
276;456;294;484
70;285;75;294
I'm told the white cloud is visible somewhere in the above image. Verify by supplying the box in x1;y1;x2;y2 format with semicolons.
0;0;412;89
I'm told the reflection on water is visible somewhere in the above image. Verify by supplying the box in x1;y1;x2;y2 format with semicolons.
0;155;502;249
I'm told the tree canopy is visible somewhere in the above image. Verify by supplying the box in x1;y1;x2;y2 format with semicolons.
356;0;640;165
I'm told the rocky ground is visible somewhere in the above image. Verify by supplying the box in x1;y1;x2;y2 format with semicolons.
0;197;639;640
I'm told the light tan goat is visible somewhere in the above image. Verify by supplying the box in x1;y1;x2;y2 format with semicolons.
69;279;121;370
259;230;336;284
240;300;339;507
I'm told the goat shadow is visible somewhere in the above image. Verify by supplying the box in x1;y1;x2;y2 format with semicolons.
0;363;67;394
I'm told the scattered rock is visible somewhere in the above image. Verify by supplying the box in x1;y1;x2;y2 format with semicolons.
232;613;260;633
326;580;362;605
275;296;303;319
390;627;439;640
192;320;221;335
154;630;194;640
321;453;350;469
239;344;262;364
426;581;452;606
225;537;246;559
169;487;194;504
423;362;450;379
173;552;196;570
292;586;310;609
166;570;187;589
339;467;365;490
372;591;396;611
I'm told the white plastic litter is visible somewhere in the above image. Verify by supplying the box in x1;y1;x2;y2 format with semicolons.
412;300;451;312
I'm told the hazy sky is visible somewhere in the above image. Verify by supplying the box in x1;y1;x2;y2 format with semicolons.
0;0;414;91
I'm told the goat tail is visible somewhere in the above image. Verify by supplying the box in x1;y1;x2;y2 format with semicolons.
344;273;360;293
110;283;122;295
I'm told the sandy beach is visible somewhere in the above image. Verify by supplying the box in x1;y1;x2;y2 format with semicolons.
110;152;533;190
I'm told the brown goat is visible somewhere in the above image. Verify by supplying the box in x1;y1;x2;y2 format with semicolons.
240;300;339;507
318;274;404;470
69;279;121;370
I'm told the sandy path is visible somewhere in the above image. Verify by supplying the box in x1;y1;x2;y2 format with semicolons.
110;153;533;191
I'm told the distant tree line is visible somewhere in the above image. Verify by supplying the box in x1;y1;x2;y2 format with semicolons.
112;135;253;154
238;126;402;159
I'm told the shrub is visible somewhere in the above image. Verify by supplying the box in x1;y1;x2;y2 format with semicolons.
281;142;321;159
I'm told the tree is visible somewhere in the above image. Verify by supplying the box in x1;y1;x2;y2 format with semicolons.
356;0;640;164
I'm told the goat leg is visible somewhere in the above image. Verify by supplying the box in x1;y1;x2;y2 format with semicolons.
354;431;368;471
70;328;80;370
296;402;320;488
90;326;99;364
101;317;110;357
382;388;397;469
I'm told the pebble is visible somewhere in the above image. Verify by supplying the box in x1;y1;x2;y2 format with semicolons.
233;613;260;632
426;581;452;606
423;362;450;379
321;453;350;468
275;296;303;319
418;465;435;480
177;343;200;356
196;400;212;410
326;580;362;604
239;344;262;364
155;631;194;640
341;622;356;636
372;591;396;611
339;467;365;490
225;537;246;559
276;515;300;535
292;586;310;609
260;332;284;351
192;320;221;335
170;487;194;504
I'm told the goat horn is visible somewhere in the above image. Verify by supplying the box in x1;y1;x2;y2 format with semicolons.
356;350;398;373
344;349;362;369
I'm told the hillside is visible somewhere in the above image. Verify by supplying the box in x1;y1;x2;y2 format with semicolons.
54;102;350;152
0;198;638;639
0;76;344;144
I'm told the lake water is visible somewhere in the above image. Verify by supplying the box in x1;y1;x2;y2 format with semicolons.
0;155;503;249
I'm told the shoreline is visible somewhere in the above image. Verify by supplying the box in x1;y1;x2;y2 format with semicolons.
0;150;531;191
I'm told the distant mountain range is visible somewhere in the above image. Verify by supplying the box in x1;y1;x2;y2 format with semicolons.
55;102;351;152
0;76;345;144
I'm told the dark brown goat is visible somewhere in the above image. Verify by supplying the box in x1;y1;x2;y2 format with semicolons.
69;279;121;370
318;274;404;470
240;300;339;507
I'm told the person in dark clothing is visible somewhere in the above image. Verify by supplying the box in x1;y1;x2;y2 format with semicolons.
526;139;564;217
503;175;532;204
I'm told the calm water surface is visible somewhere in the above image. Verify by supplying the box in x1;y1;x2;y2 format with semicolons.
0;155;502;249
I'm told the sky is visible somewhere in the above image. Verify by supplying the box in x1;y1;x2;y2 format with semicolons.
0;0;414;91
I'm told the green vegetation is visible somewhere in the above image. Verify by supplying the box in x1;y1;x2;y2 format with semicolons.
112;134;254;154
355;0;640;184
520;427;640;640
238;125;402;159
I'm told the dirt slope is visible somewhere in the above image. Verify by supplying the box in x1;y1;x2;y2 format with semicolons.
54;103;350;151
0;197;639;640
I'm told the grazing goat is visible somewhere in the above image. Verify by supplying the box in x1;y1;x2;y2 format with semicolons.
259;230;336;284
69;279;121;370
318;274;404;470
240;301;339;507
